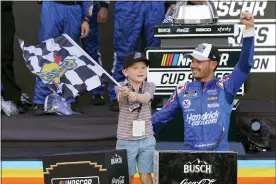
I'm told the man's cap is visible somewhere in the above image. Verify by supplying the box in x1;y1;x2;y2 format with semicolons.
186;43;221;62
123;51;150;68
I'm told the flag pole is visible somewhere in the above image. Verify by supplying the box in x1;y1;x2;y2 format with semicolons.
63;34;121;87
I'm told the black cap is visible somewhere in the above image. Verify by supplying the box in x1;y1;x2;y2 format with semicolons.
123;51;150;69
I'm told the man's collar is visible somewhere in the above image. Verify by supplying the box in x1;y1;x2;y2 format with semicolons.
194;76;217;88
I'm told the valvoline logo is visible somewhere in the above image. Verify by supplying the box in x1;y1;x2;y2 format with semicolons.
160;53;192;67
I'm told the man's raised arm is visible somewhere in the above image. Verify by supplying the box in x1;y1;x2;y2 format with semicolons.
218;12;255;104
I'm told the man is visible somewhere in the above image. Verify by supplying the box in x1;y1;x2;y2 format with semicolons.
33;1;92;115
1;1;25;113
82;1;109;106
108;1;177;111
152;11;255;151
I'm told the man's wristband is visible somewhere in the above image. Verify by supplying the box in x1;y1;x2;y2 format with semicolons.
243;27;255;38
99;1;109;9
83;17;90;24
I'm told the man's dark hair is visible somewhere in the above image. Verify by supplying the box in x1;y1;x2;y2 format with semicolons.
214;61;218;72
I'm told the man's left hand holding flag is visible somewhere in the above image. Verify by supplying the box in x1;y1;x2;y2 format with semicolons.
33;0;94;115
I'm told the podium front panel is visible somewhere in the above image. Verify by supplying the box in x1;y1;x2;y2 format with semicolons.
42;150;129;184
154;151;237;184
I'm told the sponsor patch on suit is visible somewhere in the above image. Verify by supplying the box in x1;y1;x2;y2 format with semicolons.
184;91;197;98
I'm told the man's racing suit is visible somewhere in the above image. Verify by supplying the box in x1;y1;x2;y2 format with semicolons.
151;28;255;151
34;1;93;105
108;1;170;101
82;1;109;96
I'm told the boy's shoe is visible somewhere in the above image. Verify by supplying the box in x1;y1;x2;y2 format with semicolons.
109;100;119;112
92;95;105;105
33;104;45;116
71;101;83;114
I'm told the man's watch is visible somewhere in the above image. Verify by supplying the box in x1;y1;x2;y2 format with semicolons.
83;17;90;24
99;1;109;9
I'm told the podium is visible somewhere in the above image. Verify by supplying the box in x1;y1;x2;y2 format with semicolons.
42;150;129;184
154;151;238;184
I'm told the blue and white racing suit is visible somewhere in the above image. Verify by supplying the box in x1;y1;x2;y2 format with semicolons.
34;1;93;105
152;28;255;151
82;1;109;96
108;1;176;101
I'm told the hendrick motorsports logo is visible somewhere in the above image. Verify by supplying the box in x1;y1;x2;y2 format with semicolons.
52;176;99;184
186;110;219;126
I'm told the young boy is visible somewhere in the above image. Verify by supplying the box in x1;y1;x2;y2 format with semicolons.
115;51;156;184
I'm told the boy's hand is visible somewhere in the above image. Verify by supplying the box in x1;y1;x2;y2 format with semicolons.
119;86;130;97
128;92;137;102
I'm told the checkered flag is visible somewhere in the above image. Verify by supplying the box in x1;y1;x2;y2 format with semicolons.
18;34;119;99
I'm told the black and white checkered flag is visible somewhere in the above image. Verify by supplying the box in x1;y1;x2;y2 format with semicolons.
18;34;119;99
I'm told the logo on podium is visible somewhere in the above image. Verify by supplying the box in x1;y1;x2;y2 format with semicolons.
154;151;238;184
42;150;129;184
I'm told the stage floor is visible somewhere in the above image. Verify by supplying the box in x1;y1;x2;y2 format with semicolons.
2;105;276;160
2;105;119;160
2;105;119;141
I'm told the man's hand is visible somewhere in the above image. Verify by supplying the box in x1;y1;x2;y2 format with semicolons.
240;11;254;29
189;1;204;5
169;4;176;10
119;86;130;97
97;7;108;24
128;92;137;102
80;21;90;38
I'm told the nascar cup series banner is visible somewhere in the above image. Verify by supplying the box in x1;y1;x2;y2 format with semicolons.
42;150;129;184
148;0;276;96
146;47;275;96
154;151;237;184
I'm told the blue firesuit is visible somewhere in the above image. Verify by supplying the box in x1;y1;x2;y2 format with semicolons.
34;1;93;105
108;1;172;101
152;29;255;151
82;1;109;96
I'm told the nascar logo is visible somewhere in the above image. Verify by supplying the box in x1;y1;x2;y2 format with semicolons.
59;179;93;184
161;53;191;66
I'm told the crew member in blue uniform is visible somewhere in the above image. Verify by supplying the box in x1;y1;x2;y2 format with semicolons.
82;1;109;106
33;1;92;115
